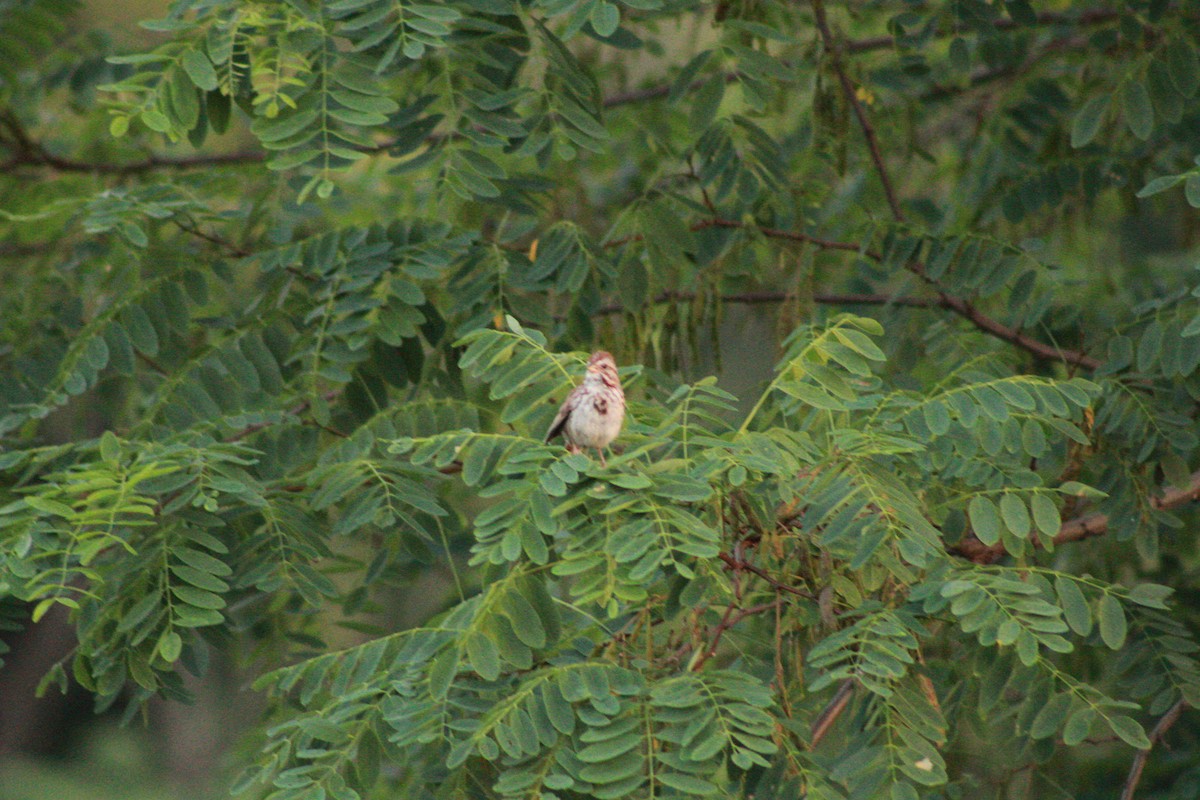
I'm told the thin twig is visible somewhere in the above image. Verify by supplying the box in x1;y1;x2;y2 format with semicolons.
1120;699;1188;800
0;9;1139;178
953;469;1200;563
690;598;785;671
717;551;817;600
134;351;170;376
843;9;1123;53
810;678;855;748
172;218;252;258
686;217;1099;370
595;289;957;316
696;217;866;253
226;389;341;441
811;0;905;222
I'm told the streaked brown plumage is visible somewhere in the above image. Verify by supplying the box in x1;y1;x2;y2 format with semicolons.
544;351;625;466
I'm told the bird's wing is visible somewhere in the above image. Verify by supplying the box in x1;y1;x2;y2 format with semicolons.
544;391;576;443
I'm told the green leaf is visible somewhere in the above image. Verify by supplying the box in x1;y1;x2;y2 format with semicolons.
158;630;183;662
171;584;226;610
1070;96;1108;148
502;591;547;649
181;49;219;91
1182;312;1200;337
99;431;121;464
998;494;1031;539
670;50;713;104
922;401;951;435
1187;175;1200;208
1167;40;1200;97
1055;576;1092;636
1098;594;1127;650
590;1;620;37
1126;583;1173;609
1029;494;1060;537
466;633;501;681
1030;692;1071;739
170;563;230;593
1015;629;1039;666
25;495;75;517
1136;173;1185;198
1106;715;1151;749
1062;707;1094;746
656;772;717;795
968;496;1001;546
1059;481;1107;499
689;75;725;130
1123;79;1153;140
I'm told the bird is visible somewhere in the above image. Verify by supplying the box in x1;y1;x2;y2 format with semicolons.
544;350;625;466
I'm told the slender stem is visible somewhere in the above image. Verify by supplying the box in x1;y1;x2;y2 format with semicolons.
811;0;905;222
692;218;1100;371
1120;699;1187;800
690;598;785;671
810;678;855;748
954;469;1200;563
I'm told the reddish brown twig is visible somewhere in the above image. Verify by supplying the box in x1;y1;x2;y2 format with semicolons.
678;218;1100;370
953;469;1200;563
172;218;252;258
226;389;342;441
811;0;905;222
596;289;982;316
810;678;855;747
690;598;785;670
717;551;816;600
1120;699;1188;800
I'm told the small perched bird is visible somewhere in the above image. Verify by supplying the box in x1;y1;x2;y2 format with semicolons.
544;350;625;466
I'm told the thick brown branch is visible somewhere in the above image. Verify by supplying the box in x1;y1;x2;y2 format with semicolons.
811;0;905;222
954;469;1200;563
930;290;1099;370
1120;699;1188;800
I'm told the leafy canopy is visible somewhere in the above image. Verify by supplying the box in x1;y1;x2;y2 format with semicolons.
2;0;1200;798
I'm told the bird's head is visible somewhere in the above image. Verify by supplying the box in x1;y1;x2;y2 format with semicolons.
586;350;620;384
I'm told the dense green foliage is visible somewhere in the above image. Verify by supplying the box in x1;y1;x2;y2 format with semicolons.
3;0;1200;797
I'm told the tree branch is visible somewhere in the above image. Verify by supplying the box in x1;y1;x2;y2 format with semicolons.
225;390;341;442
692;218;1101;370
953;469;1200;563
810;678;855;748
1120;698;1188;800
717;551;817;600
811;0;905;222
0;104;256;175
172;218;252;258
843;9;1123;54
690;598;785;671
0;8;1136;178
593;289;948;316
